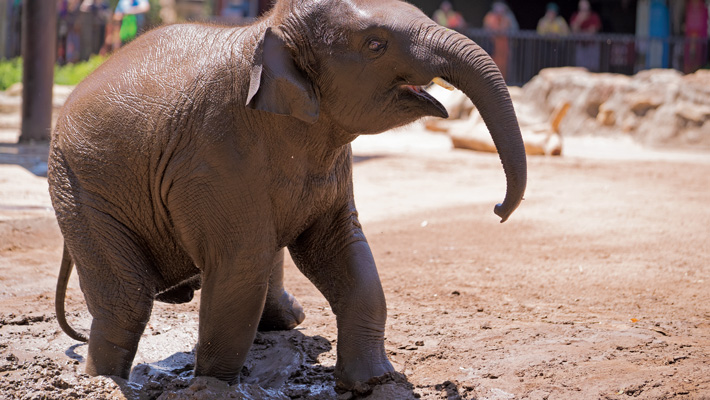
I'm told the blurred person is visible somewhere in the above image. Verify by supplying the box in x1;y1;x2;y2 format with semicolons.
502;1;518;32
116;0;150;43
102;0;149;53
537;2;569;71
537;2;569;36
483;1;516;80
57;0;82;64
570;0;601;34
684;0;708;73
433;1;466;30
79;0;111;59
647;0;670;68
3;0;22;59
571;0;601;71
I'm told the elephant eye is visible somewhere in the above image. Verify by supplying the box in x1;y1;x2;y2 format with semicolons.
367;39;386;52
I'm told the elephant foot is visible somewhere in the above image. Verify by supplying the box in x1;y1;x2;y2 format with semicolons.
335;371;409;396
86;318;144;379
334;354;396;394
258;289;305;331
333;331;394;392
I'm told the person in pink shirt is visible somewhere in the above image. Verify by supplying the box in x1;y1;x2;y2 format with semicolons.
570;0;602;71
484;1;515;79
570;0;601;34
684;0;708;73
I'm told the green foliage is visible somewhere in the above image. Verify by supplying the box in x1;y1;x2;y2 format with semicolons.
0;55;107;91
54;55;107;86
0;58;23;91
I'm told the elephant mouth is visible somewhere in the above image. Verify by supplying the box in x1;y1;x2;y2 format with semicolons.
398;81;448;118
402;84;426;94
399;77;454;96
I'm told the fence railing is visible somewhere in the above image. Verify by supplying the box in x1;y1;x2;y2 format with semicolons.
463;28;709;87
3;18;708;85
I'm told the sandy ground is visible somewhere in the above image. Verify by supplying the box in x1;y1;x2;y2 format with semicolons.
1;125;709;399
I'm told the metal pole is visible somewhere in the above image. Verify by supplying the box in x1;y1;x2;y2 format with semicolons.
19;0;57;143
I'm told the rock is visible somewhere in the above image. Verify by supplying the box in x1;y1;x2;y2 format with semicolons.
0;114;20;130
523;69;632;138
597;105;616;126
522;67;709;148
676;101;710;125
5;82;23;97
629;98;661;117
0;84;75;136
52;85;76;109
434;67;710;150
0;93;21;114
0;84;75;115
337;391;354;400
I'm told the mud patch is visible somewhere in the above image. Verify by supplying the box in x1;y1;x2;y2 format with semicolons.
124;331;339;399
0;329;420;399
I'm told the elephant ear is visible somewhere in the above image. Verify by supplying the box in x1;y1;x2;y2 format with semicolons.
246;27;319;124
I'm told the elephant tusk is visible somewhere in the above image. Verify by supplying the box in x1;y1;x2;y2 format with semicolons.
432;77;455;91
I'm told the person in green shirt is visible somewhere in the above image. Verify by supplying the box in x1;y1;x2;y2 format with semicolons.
433;1;466;30
537;3;569;36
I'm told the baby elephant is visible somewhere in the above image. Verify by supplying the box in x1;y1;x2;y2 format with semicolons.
50;0;526;389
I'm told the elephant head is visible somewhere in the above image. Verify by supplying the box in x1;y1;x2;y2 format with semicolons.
247;0;526;221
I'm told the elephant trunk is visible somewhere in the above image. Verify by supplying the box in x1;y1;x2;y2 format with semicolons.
424;26;527;222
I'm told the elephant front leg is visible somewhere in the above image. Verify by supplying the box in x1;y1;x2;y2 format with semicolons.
330;241;394;389
193;255;270;383
258;248;306;331
290;228;394;390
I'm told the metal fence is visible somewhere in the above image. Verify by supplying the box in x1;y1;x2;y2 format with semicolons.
3;15;709;82
464;29;710;87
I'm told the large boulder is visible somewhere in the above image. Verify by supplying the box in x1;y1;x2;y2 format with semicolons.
522;68;710;148
521;67;632;138
429;68;710;151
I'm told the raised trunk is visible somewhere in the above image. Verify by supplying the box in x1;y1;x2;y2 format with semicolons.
424;26;527;222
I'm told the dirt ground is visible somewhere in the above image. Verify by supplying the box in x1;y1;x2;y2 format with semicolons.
0;126;709;399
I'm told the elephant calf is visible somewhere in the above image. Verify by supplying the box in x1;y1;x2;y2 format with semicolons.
50;0;526;389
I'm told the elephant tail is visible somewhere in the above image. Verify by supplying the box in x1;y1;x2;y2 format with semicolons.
56;244;88;342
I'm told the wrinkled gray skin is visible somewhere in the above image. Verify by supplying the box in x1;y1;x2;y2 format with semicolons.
49;0;526;389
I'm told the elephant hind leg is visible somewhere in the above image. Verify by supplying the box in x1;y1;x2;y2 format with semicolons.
258;248;305;331
81;273;155;378
86;312;150;378
65;228;156;379
82;272;155;378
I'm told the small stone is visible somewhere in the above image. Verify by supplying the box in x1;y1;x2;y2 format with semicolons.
337;392;353;400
